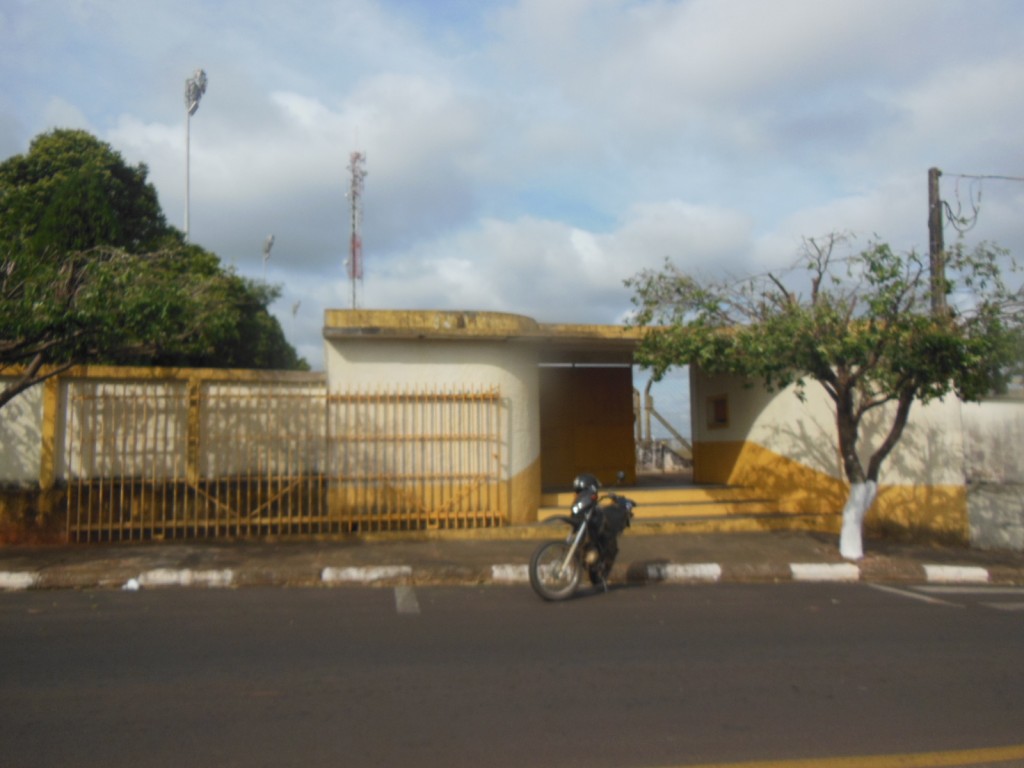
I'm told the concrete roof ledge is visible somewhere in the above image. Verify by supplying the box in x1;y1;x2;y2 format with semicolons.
324;309;645;341
322;309;646;364
324;309;542;340
540;323;646;342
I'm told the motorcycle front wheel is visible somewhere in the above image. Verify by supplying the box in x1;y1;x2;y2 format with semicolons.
529;540;581;601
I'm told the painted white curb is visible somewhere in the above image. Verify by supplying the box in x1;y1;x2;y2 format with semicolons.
321;565;412;584
0;571;38;591
491;564;529;584
923;564;990;584
790;563;861;582
648;563;723;582
136;568;234;588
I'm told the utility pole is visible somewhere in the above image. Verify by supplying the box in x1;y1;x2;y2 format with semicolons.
927;167;947;317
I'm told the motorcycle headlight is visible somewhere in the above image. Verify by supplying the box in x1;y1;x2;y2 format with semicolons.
571;499;588;516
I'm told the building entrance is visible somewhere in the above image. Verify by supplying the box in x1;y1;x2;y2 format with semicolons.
539;365;636;490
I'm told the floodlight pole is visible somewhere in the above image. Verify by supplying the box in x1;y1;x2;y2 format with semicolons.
184;69;208;241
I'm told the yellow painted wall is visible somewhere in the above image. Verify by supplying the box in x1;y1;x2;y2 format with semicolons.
509;457;541;525
694;434;968;544
689;361;973;543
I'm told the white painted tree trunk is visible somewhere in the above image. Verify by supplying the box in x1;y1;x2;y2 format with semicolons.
839;480;878;561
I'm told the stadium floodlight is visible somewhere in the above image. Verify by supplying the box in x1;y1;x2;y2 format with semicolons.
185;69;208;115
184;69;208;240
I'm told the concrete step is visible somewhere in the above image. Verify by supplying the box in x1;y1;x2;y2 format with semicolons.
540;485;781;520
626;513;842;535
532;513;841;537
540;485;774;508
537;485;841;535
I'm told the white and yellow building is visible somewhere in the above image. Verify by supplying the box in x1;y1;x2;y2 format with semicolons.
2;308;1021;548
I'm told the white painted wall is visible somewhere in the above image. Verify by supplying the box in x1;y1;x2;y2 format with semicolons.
325;339;541;479
969;483;1024;551
60;379;187;480
962;398;1024;484
962;397;1024;551
692;369;967;486
0;378;42;484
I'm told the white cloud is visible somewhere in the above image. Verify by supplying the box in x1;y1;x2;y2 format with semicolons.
893;55;1024;167
4;0;1024;372
606;200;753;270
41;98;92;133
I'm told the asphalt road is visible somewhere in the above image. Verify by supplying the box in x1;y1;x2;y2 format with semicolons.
1;583;1022;768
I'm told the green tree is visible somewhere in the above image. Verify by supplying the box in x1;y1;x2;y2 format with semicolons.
627;234;1022;559
0;128;171;253
1;130;308;410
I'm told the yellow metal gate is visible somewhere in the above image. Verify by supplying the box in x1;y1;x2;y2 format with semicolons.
64;379;506;542
328;388;505;533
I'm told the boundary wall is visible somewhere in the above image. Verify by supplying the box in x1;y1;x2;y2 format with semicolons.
1;364;513;542
690;368;1024;549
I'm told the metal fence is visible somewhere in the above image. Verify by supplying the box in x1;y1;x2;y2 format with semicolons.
64;378;505;542
328;387;505;533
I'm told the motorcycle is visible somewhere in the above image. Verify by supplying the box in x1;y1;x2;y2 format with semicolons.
529;472;636;601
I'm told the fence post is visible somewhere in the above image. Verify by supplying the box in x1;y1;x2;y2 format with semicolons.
37;375;64;538
38;376;61;491
186;377;202;487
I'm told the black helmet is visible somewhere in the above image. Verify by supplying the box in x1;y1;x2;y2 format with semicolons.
572;473;600;493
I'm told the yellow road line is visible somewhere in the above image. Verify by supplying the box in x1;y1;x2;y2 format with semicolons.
663;744;1024;768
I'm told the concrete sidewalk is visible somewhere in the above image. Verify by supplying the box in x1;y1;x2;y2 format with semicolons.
2;526;1023;591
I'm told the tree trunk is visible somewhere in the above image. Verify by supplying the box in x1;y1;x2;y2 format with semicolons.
0;355;71;411
834;383;914;560
839;480;877;560
832;376;872;560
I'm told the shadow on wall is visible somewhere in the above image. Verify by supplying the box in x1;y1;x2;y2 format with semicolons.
0;384;66;543
700;413;969;546
0;383;43;485
870;485;968;546
968;483;1024;551
699;440;847;515
963;405;1024;484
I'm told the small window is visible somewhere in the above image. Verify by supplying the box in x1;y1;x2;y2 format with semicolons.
707;395;729;429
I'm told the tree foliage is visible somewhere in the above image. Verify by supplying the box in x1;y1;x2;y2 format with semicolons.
0;130;307;410
0;129;171;253
627;234;1023;489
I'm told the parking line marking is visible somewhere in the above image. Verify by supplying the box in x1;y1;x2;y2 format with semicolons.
866;584;962;607
394;586;421;615
983;602;1024;612
659;742;1024;768
917;586;1024;595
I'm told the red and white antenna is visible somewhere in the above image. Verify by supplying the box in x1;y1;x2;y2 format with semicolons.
346;151;367;309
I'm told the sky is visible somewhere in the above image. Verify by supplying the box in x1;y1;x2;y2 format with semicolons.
2;0;1024;377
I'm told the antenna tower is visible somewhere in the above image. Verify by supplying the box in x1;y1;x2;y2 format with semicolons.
347;151;367;309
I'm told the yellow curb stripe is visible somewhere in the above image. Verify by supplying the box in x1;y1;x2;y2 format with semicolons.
661;744;1024;768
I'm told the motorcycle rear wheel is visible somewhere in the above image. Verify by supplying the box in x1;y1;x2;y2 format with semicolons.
529;540;581;601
